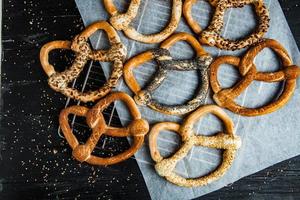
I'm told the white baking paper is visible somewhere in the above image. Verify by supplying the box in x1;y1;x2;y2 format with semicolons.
74;0;300;199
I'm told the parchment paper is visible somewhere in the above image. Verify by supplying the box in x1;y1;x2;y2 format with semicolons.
74;0;300;199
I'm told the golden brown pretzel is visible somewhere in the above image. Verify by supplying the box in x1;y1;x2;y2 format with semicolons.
103;0;182;44
59;92;149;166
149;105;241;187
124;32;213;115
210;39;300;116
40;21;127;102
183;0;270;50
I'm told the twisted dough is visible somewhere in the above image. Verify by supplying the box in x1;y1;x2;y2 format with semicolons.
183;0;270;50
124;32;213;115
59;92;149;166
40;21;127;102
104;0;182;44
149;105;241;187
210;39;300;116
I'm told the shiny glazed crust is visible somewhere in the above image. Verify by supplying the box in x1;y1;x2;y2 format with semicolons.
103;0;182;44
40;21;127;102
123;32;213;115
183;0;270;50
210;39;300;116
59;92;149;166
149;105;241;187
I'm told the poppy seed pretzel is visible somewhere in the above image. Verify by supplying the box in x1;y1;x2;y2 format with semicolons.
103;0;182;44
183;0;270;50
124;32;213;115
59;92;149;166
210;39;300;116
40;21;127;102
149;105;241;187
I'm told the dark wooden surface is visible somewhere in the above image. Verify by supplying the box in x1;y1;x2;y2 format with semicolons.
0;0;299;199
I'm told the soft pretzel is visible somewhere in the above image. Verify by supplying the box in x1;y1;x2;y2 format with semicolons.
210;39;300;116
59;92;149;166
40;21;127;102
149;105;241;187
124;32;213;115
183;0;270;50
103;0;182;44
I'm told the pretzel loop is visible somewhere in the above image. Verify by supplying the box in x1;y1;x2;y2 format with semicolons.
149;105;241;187
183;0;270;50
104;0;182;44
210;55;257;109
210;39;300;116
59;92;149;166
40;21;127;102
124;33;213;115
104;0;140;30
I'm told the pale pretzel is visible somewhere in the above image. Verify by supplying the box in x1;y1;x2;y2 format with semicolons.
210;39;300;116
124;32;213;115
149;105;241;187
183;0;270;50
103;0;182;44
40;21;127;102
59;92;149;166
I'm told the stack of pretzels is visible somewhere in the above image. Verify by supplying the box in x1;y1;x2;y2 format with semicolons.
39;0;300;188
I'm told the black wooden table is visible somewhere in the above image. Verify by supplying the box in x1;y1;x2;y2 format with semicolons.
1;0;300;199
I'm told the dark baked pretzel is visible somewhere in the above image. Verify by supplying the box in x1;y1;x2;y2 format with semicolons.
59;92;149;166
149;105;241;187
40;21;127;102
210;39;300;116
103;0;182;44
183;0;270;50
124;32;213;115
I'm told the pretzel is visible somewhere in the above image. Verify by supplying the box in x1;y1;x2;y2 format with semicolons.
210;39;300;116
103;0;182;44
124;32;213;115
59;92;149;166
40;21;127;102
183;0;270;50
149;105;241;187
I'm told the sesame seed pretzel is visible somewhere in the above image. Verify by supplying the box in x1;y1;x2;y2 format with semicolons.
183;0;270;50
59;92;149;166
124;32;213;115
103;0;182;44
40;21;127;102
210;39;300;116
149;105;241;187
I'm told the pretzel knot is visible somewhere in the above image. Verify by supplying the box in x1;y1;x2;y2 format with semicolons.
103;0;182;44
210;39;300;116
40;21;127;102
183;0;270;50
149;105;241;187
124;32;213;115
59;92;149;166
